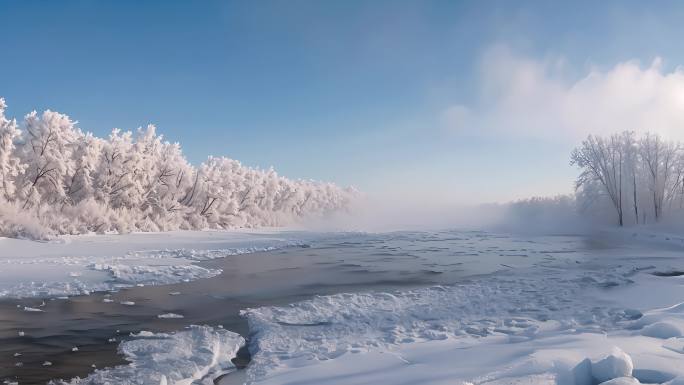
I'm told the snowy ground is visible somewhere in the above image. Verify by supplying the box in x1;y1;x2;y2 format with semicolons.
233;230;684;385
0;230;317;298
5;229;684;385
242;276;684;385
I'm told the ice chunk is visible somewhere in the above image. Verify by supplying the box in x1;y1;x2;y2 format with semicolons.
131;331;159;338
592;348;633;383
157;313;184;319
61;325;244;385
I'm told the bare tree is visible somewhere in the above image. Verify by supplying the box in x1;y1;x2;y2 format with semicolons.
640;133;678;222
622;131;640;224
571;134;625;226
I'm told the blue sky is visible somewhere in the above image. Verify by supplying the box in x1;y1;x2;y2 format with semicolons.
3;1;684;204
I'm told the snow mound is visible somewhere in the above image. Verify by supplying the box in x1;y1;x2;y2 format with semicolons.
598;377;640;385
641;321;682;339
60;325;244;385
591;348;633;383
633;303;684;339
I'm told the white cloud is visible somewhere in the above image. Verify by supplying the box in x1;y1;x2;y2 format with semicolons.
444;45;684;141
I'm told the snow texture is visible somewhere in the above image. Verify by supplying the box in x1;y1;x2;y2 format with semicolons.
236;230;684;385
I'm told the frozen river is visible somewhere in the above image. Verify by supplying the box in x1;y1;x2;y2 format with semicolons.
1;230;683;384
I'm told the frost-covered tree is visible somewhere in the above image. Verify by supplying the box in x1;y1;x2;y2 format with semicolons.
65;133;104;206
622;132;641;224
20;110;82;209
668;151;684;210
571;134;626;226
639;133;678;222
0;98;25;201
572;131;684;225
0;97;356;238
97;128;135;210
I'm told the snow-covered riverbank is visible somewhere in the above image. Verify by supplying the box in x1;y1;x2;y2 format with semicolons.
0;230;317;299
234;229;684;385
243;273;684;385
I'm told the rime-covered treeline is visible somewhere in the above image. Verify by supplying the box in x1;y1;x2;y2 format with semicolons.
0;98;355;238
571;131;684;226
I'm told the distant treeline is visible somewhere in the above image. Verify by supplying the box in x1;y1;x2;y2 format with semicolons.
0;98;355;238
572;131;684;226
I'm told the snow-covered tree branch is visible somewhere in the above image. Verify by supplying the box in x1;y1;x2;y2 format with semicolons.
0;98;357;238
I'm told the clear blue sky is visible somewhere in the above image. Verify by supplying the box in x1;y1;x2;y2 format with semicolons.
2;1;684;204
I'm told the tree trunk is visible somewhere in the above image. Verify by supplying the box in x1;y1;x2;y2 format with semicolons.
633;174;639;224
